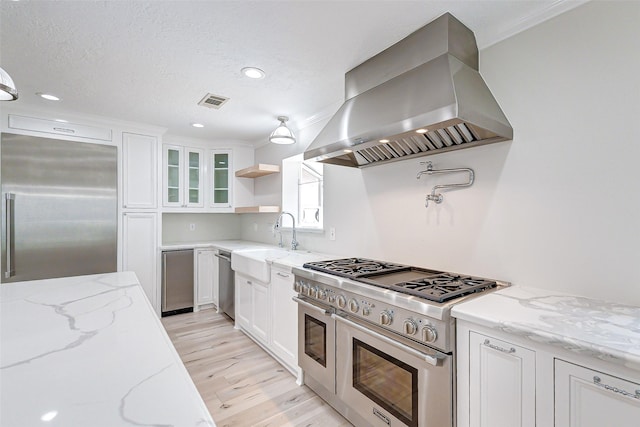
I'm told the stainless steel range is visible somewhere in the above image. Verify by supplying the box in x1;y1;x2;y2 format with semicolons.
292;258;507;427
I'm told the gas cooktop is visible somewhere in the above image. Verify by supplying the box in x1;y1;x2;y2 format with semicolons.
303;258;497;303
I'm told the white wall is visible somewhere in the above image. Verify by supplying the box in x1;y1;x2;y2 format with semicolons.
241;1;640;306
162;213;241;244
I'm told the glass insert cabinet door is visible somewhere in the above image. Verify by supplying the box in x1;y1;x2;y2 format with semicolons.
163;145;204;208
211;150;232;208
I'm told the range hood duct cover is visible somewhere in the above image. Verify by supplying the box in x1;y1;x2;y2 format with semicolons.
304;13;513;168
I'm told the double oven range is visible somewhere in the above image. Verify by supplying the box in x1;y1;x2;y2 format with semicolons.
292;258;507;427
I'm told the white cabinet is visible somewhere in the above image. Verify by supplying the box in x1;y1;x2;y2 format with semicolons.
210;149;232;209
163;144;204;208
122;212;157;309
555;359;640;427
234;273;269;345
236;273;252;331
122;133;157;209
270;268;298;372
252;280;270;344
468;332;536;427
195;249;218;311
458;320;640;427
234;268;301;381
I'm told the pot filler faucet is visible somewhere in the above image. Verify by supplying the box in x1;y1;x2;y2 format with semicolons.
274;211;298;250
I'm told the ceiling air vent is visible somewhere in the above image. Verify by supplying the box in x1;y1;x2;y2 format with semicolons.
198;93;229;109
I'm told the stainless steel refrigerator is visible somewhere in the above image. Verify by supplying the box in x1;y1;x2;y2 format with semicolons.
1;132;117;283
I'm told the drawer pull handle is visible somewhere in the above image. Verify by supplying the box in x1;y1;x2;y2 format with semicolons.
593;376;640;400
483;339;515;354
53;127;76;133
277;272;290;278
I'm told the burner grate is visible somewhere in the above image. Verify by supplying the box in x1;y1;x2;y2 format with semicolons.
391;274;497;303
303;258;408;278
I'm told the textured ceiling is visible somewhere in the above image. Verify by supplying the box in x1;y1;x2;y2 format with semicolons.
0;0;586;145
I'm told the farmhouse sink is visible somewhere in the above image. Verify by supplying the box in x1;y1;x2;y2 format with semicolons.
231;247;293;282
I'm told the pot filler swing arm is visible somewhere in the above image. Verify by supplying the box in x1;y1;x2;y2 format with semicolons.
416;161;475;207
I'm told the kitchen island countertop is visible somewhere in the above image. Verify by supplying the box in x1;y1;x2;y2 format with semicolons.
452;285;640;372
0;272;214;427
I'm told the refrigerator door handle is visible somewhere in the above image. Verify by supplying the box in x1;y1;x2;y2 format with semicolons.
4;193;15;278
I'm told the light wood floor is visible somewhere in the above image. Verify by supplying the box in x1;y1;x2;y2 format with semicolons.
161;309;352;427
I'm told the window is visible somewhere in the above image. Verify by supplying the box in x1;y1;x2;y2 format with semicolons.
282;154;323;230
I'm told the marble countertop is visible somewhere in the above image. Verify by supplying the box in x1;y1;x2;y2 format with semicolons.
0;272;215;427
452;285;640;372
160;239;270;252
161;240;335;272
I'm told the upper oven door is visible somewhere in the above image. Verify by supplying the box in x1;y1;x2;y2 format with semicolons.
295;296;336;394
334;313;453;427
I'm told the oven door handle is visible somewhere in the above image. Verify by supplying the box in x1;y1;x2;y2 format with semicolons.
292;296;331;315
332;313;440;366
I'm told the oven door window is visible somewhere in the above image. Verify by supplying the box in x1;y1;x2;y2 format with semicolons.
353;338;418;427
304;314;327;367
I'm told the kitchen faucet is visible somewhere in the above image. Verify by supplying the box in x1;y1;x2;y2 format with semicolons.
274;211;298;250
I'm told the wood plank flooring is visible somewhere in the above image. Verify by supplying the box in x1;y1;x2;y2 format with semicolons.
161;309;352;427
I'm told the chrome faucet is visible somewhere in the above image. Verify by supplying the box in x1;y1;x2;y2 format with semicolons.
274;211;298;250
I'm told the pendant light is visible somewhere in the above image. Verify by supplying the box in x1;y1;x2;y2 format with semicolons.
0;67;18;101
269;116;296;145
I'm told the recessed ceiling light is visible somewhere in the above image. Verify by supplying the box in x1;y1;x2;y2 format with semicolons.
191;123;204;128
415;128;428;134
379;139;390;143
36;93;60;101
54;119;69;123
241;67;265;79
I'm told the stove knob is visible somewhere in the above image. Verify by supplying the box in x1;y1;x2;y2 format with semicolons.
362;306;371;316
316;288;327;300
328;295;336;303
293;280;303;293
380;310;393;326
422;326;438;343
348;298;359;313
404;320;418;335
301;284;310;295
309;286;319;297
336;295;347;309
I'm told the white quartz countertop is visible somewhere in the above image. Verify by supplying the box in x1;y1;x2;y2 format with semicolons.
0;272;215;427
452;285;640;372
161;240;336;272
160;239;270;252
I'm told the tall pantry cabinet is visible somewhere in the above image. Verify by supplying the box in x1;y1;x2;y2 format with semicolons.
121;132;159;311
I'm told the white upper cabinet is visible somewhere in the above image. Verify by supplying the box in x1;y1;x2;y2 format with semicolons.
210;149;233;210
122;133;157;209
163;144;204;208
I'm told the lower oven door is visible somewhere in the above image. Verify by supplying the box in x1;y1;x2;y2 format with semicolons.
334;313;453;427
294;296;336;394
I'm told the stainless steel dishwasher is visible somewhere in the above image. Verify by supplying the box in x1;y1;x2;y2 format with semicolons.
162;249;194;316
216;250;235;320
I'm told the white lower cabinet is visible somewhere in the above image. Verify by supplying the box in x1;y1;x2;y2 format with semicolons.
270;268;298;373
235;273;270;345
122;212;157;310
195;249;218;311
469;332;536;427
234;269;301;381
555;359;640;427
458;321;640;427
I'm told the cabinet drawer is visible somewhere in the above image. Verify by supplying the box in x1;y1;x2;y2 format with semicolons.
9;115;112;141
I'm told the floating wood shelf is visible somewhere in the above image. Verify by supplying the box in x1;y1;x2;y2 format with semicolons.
235;164;280;178
234;205;280;214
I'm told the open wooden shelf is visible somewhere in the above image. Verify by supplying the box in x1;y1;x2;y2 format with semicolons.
234;205;280;214
235;164;280;178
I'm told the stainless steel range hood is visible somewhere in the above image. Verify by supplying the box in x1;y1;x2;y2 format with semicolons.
304;13;513;168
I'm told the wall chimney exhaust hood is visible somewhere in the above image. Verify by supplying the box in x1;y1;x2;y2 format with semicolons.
304;13;513;168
